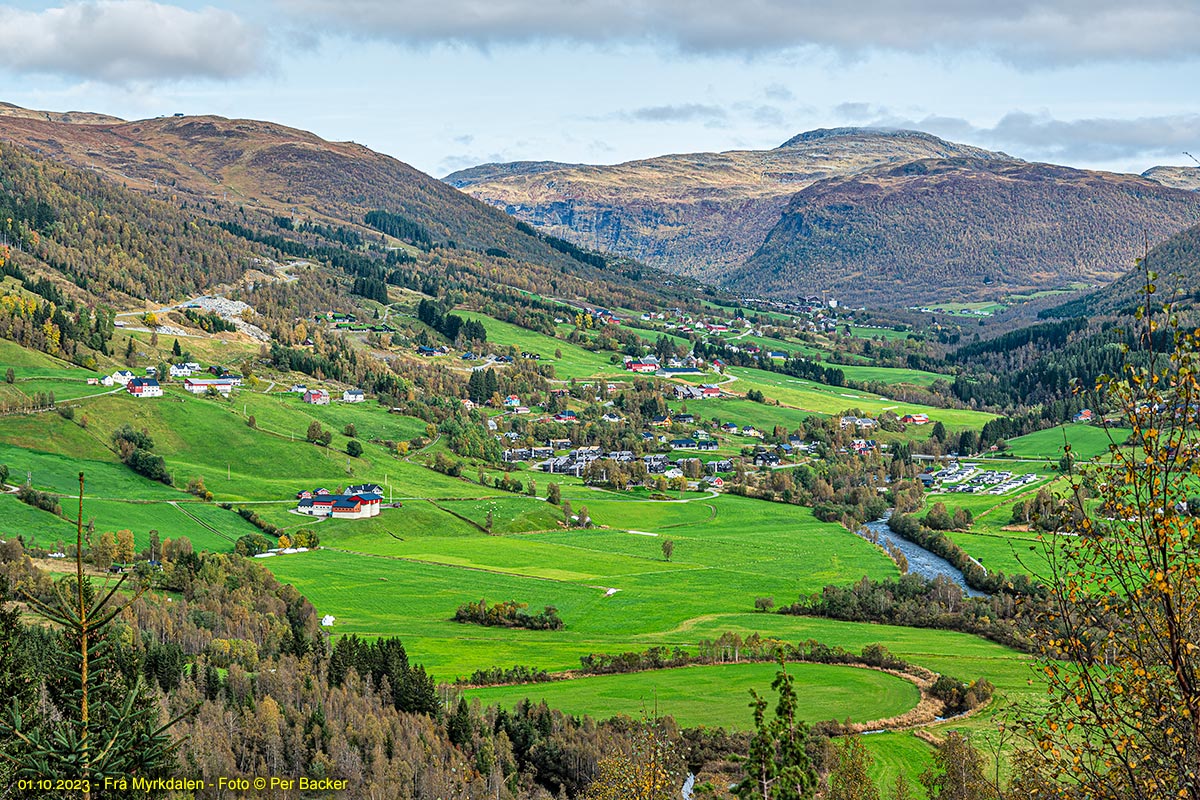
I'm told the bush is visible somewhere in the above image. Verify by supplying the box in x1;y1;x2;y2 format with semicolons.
453;599;564;630
347;440;363;457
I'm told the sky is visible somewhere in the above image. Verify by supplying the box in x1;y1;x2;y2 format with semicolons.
1;0;1199;178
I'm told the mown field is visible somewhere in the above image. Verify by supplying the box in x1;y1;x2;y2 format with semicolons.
468;661;921;729
1002;424;1132;460
456;310;621;380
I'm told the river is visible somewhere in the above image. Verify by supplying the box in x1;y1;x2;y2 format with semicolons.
860;514;987;598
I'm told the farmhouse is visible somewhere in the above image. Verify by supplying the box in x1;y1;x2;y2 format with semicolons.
296;490;382;519
126;377;162;398
754;451;781;467
342;388;365;403
840;416;878;430
303;389;330;405
184;377;236;396
169;363;193;378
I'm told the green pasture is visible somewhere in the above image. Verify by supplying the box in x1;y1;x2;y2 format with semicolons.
468;661;921;729
846;325;915;342
726;366;995;428
265;492;901;676
456;311;619;379
820;361;946;387
1002;425;1132;460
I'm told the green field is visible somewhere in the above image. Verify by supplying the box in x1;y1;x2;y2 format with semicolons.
726;366;996;428
265;492;903;675
457;310;620;379
468;661;921;729
1003;425;1132;460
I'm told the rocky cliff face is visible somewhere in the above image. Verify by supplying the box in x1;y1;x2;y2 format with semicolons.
446;128;1011;280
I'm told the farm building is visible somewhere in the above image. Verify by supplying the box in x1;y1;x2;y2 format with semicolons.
303;389;330;405
184;377;236;396
126;377;162;398
296;491;382;519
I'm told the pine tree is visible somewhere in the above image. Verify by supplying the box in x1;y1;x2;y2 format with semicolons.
733;661;817;800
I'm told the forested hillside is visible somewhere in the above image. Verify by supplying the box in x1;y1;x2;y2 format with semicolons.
733;158;1200;305
1045;220;1200;317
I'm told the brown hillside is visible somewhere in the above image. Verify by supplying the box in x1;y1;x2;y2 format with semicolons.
733;157;1200;306
447;128;1008;279
0;106;580;265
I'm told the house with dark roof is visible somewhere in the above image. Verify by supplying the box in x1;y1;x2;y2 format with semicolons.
127;377;162;397
296;490;381;519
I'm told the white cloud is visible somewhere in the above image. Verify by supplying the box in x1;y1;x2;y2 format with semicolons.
0;1;266;83
620;103;728;123
277;0;1200;67
847;106;1200;163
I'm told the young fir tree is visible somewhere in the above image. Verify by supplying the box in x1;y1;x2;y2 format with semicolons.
0;473;193;796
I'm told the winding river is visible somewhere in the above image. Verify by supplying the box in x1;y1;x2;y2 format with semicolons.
860;514;986;598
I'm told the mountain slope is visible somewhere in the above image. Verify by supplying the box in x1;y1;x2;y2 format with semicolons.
0;108;577;265
1045;220;1200;317
446;128;1009;279
731;157;1200;306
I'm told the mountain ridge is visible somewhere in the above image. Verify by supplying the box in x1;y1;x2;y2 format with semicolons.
448;128;1011;280
735;156;1200;305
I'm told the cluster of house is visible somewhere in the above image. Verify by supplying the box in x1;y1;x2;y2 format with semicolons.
669;436;720;451
91;363;247;399
294;483;385;518
718;421;764;438
531;445;733;482
672;384;722;401
624;354;706;376
922;464;1040;495
840;416;879;431
295;387;364;405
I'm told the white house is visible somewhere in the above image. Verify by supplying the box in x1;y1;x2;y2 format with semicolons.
104;369;134;387
126;377;162;398
169;364;192;378
342;388;365;403
183;377;236;396
296;492;382;519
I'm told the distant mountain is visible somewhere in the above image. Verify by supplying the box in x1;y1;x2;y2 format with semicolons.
731;157;1200;305
1045;220;1200;318
0;101;123;125
1142;165;1200;192
445;161;585;188
448;128;1008;280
